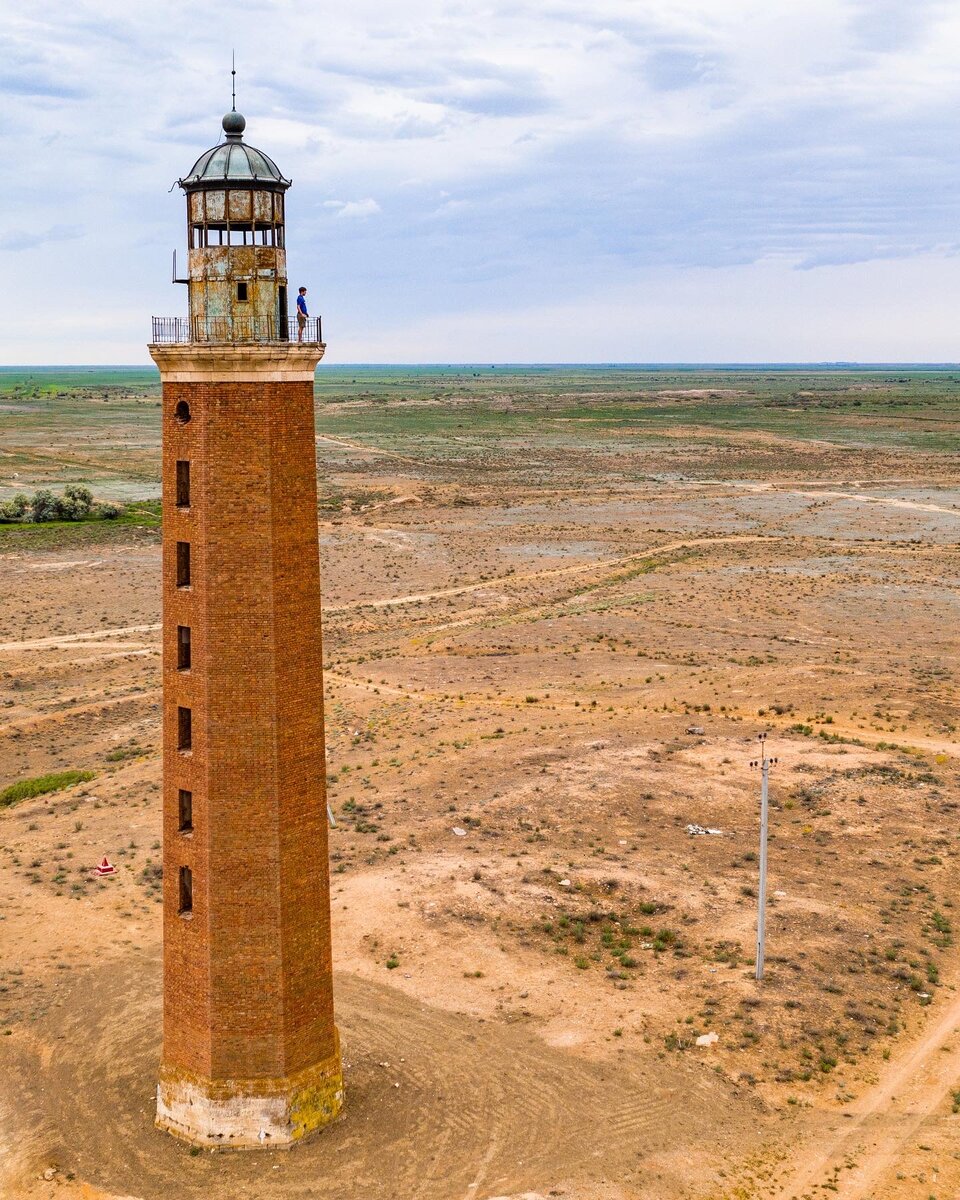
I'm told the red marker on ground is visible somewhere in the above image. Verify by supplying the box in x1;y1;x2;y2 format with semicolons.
94;857;117;877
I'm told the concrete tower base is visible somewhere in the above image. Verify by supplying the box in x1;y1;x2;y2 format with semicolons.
156;1041;343;1149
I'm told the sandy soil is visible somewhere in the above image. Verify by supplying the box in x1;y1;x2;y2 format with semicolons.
2;394;960;1199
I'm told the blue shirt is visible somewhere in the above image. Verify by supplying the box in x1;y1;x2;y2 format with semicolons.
297;294;308;315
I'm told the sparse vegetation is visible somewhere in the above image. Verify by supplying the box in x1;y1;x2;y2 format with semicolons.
2;364;960;1186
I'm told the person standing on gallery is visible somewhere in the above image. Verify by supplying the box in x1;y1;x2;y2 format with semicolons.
297;286;309;341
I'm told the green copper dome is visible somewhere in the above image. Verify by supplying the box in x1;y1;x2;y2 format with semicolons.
179;112;291;190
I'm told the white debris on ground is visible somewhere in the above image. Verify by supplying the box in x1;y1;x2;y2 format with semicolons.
686;824;723;836
452;827;467;836
696;1032;720;1047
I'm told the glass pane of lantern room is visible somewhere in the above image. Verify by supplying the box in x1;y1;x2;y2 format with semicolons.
226;146;249;179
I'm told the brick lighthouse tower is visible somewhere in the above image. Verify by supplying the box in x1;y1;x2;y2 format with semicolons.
148;101;343;1147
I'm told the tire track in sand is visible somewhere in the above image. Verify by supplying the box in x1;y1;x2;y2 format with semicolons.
4;957;755;1200
0;535;770;653
333;534;775;613
763;986;960;1198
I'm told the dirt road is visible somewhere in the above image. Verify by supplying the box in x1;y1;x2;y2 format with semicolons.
766;990;960;1198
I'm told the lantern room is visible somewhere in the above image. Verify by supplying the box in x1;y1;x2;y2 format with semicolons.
170;109;306;343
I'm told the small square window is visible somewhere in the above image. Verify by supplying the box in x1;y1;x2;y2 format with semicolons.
178;789;193;832
176;541;191;588
177;625;191;670
178;865;193;914
177;706;192;752
176;460;190;508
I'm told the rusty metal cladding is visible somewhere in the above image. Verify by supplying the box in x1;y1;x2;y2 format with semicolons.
155;110;311;347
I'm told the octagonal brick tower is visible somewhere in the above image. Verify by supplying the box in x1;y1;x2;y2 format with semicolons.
148;107;342;1148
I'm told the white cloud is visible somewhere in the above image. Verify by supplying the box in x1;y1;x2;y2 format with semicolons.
1;0;960;361
327;198;382;219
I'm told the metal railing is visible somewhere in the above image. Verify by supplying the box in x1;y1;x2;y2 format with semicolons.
151;315;323;344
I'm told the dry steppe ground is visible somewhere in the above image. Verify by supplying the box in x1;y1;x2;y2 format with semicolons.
1;366;959;1200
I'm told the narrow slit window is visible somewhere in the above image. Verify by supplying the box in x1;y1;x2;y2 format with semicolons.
177;625;191;670
237;281;248;302
178;789;193;832
178;865;193;914
176;460;190;507
176;541;191;587
177;706;192;752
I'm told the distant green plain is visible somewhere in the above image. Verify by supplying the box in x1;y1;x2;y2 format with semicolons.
1;365;958;533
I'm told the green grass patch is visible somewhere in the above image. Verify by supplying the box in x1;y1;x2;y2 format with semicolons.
1;770;96;810
0;500;161;550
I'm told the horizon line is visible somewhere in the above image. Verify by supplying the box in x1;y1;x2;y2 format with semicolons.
4;361;960;371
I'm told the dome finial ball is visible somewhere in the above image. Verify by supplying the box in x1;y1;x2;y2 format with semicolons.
222;110;246;137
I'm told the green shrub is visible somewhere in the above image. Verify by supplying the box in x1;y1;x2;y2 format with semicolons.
0;494;28;522
30;489;60;522
61;485;94;519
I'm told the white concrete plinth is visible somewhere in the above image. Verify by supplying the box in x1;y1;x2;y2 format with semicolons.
156;1045;343;1149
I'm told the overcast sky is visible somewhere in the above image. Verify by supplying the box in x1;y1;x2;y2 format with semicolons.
3;0;960;364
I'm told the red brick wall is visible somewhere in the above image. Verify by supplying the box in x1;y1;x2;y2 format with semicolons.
161;374;335;1082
